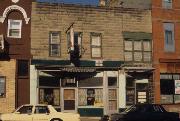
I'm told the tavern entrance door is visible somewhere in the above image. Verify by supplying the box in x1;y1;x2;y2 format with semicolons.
61;88;77;112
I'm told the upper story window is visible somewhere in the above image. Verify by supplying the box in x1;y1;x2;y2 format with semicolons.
163;23;175;52
49;32;61;56
91;33;102;58
162;0;172;9
124;39;152;62
7;19;22;38
0;77;6;98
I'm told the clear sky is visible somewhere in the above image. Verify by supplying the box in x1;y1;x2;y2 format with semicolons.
37;0;99;5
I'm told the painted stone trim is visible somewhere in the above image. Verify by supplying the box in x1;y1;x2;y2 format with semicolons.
0;5;30;24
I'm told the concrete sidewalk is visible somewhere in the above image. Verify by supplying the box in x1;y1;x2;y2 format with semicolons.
80;117;101;121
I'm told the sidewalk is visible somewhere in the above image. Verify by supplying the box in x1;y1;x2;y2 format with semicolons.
80;117;101;121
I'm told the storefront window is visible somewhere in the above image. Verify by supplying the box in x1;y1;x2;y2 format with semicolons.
39;76;60;106
78;88;103;107
160;73;180;104
78;77;103;87
39;88;60;106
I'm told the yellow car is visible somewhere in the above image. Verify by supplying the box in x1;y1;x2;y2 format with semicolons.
0;104;80;121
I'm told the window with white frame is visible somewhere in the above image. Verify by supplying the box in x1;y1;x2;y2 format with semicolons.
162;0;172;9
164;23;175;52
49;32;61;56
91;33;102;58
0;77;6;97
8;19;22;38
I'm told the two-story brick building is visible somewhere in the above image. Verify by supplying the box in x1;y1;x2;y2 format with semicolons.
152;0;180;112
0;0;31;113
30;1;153;116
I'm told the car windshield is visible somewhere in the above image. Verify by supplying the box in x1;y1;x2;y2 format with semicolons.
124;105;167;113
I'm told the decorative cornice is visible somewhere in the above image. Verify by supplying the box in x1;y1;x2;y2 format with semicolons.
0;5;30;24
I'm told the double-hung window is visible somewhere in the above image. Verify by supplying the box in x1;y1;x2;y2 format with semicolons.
8;19;22;38
164;23;175;52
162;0;172;9
0;77;6;97
49;32;60;56
91;33;102;58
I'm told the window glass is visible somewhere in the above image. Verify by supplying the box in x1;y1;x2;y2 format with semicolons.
17;106;33;114
8;19;22;38
108;77;117;87
162;0;172;9
124;52;133;61
18;60;29;77
134;52;142;61
134;41;142;51
124;41;132;51
35;106;49;114
39;88;60;106
143;41;151;51
78;88;103;106
0;77;5;97
49;32;60;56
78;77;103;87
91;33;102;58
160;79;174;94
164;23;175;52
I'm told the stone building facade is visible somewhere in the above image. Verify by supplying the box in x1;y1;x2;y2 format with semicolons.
30;1;153;116
0;0;31;113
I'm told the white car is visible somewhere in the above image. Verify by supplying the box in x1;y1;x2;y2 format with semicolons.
0;104;81;121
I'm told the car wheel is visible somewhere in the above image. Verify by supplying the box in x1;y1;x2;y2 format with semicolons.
50;118;63;121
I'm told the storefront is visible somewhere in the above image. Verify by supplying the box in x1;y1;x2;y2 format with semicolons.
30;65;122;116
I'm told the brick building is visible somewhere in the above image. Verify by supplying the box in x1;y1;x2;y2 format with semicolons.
0;0;31;112
152;0;180;112
30;1;153;116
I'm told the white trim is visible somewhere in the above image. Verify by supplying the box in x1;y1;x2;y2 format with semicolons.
0;5;30;24
7;19;22;38
135;79;148;83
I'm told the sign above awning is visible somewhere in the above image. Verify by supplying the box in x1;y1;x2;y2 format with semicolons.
60;67;96;73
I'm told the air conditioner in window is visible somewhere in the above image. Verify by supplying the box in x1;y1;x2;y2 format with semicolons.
0;35;4;50
95;60;103;67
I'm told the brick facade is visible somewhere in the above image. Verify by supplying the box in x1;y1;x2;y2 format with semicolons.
0;60;16;113
152;0;180;112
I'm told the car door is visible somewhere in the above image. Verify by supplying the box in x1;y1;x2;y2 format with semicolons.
13;105;33;121
32;106;50;121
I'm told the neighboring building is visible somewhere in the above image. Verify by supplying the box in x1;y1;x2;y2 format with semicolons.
152;0;180;111
0;0;31;112
30;1;153;116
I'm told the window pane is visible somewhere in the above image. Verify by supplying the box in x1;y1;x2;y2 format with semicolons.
160;79;174;94
35;106;49;114
134;52;142;61
162;0;172;9
164;23;175;52
9;29;20;37
92;48;101;57
143;41;151;51
124;41;132;51
134;41;142;51
17;106;33;114
18;60;29;77
78;77;103;87
144;52;151;62
92;36;101;46
108;77;117;87
124;52;132;61
8;20;22;38
51;33;60;44
50;44;60;56
161;95;173;104
78;89;87;106
0;77;5;97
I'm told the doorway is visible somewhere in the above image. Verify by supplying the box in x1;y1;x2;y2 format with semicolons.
61;88;77;112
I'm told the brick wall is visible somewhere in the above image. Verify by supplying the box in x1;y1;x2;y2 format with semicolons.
31;2;152;61
0;59;16;113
